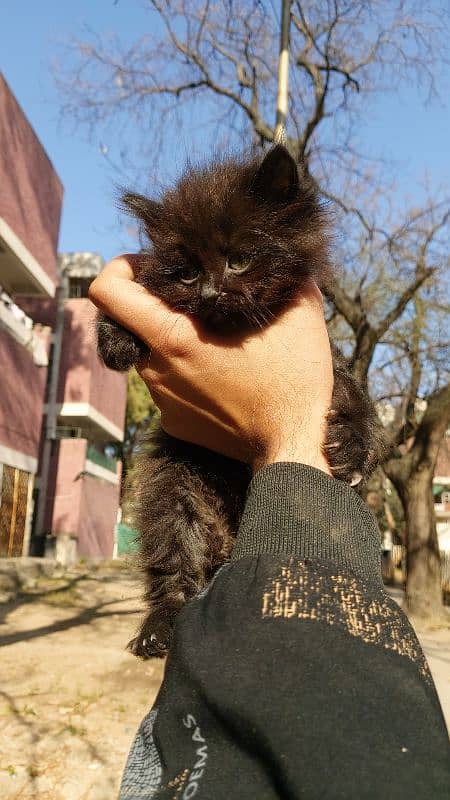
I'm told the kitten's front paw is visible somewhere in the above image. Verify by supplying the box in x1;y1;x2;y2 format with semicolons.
97;313;147;371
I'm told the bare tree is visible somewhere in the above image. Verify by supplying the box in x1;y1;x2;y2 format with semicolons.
56;0;450;620
326;201;450;622
56;0;447;183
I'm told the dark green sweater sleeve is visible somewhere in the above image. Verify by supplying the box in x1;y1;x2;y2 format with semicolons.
119;464;450;800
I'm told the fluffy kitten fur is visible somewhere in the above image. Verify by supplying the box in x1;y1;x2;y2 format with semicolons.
97;146;384;658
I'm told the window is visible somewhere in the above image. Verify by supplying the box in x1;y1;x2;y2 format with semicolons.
68;278;92;298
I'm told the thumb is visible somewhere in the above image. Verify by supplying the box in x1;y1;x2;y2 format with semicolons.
88;254;187;349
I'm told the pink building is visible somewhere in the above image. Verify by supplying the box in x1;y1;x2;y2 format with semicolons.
0;73;127;559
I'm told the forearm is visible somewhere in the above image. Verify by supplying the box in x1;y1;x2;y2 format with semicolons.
120;465;450;800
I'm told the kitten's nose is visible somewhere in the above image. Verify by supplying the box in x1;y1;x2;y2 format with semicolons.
200;285;220;302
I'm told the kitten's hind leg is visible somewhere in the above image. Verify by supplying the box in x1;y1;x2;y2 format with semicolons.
128;428;249;658
325;347;385;484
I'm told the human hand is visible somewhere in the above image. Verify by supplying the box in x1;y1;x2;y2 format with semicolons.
89;255;333;474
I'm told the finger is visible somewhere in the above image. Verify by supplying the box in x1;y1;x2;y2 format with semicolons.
88;254;196;352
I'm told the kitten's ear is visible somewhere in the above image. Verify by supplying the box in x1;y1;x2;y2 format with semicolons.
251;145;299;203
120;191;163;234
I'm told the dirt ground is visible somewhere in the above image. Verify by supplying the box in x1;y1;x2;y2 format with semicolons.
0;561;449;800
0;559;164;800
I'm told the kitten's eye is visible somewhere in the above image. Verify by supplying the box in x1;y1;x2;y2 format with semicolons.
178;265;201;285
226;255;250;275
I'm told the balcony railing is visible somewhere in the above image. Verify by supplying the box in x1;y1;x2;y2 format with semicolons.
86;445;117;473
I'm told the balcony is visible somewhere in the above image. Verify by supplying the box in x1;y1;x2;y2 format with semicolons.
56;298;127;443
86;445;117;472
0;289;49;365
56;402;124;443
0;218;56;297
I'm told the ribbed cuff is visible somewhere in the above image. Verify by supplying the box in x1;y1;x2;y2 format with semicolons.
231;463;383;587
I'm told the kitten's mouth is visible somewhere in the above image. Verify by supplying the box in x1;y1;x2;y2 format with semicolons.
201;306;234;330
199;298;242;332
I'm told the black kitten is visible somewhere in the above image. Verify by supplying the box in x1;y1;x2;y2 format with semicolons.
97;146;384;658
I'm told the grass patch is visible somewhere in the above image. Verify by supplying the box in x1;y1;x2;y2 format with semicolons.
65;723;87;737
21;705;37;716
42;588;83;606
0;765;17;776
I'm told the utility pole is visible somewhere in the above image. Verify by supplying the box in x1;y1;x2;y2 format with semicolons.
31;253;103;555
274;0;292;144
32;269;69;552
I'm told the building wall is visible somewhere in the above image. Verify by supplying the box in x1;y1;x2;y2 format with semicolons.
0;326;50;466
78;476;119;558
0;323;47;557
50;438;119;558
58;298;127;433
0;75;125;560
50;438;85;536
27;294;127;558
0;73;63;284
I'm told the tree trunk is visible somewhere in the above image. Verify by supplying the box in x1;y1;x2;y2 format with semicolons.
385;459;445;623
384;383;450;625
403;470;443;620
350;323;378;387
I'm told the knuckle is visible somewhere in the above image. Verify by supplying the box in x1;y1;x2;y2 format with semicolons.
88;276;108;306
159;412;174;436
168;341;190;360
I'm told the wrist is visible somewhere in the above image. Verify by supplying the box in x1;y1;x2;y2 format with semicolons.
254;453;331;476
252;429;331;477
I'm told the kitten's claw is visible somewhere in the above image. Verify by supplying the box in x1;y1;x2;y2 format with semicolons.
127;632;169;660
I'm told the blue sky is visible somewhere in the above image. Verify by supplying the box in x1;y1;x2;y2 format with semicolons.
1;0;449;263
